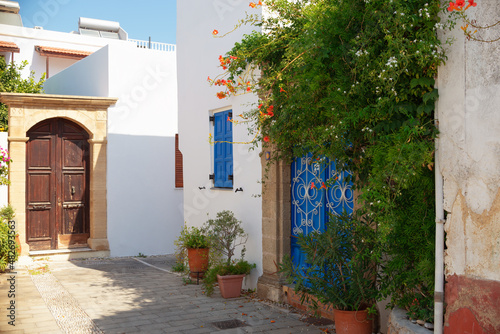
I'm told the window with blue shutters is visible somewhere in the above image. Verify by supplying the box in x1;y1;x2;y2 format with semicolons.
213;109;233;188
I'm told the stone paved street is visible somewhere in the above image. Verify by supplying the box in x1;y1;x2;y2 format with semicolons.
0;255;334;333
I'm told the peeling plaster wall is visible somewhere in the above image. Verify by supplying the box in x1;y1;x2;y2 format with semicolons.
437;1;500;332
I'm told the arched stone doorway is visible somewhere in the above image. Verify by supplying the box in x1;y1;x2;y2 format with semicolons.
0;93;117;255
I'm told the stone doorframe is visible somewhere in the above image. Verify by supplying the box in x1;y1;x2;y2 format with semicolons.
0;93;117;255
257;144;291;302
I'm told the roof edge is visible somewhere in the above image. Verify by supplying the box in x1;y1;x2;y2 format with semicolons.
0;92;118;108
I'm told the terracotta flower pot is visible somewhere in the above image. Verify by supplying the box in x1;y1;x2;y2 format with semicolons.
217;274;245;298
333;309;373;334
187;248;209;278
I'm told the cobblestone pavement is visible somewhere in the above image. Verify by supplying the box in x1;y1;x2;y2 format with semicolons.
0;255;335;333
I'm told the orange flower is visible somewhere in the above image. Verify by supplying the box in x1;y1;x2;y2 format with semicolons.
247;86;251;92
249;2;256;8
267;111;274;117
263;136;270;142
230;56;238;60
212;29;219;35
207;76;212;82
216;92;227;99
267;105;274;113
320;182;327;189
258;103;263;109
279;87;286;93
311;182;316;189
447;1;459;11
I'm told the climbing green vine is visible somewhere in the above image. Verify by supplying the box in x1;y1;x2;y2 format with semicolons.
210;0;463;322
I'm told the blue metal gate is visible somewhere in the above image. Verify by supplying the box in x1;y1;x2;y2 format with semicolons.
290;154;354;269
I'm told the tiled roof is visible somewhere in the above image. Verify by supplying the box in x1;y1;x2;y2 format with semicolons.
0;41;20;53
35;46;92;60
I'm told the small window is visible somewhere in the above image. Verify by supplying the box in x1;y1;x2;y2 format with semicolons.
213;110;233;188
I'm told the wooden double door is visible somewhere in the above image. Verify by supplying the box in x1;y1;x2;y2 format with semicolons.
26;118;90;251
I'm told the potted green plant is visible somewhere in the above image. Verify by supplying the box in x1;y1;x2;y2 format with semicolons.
280;212;379;334
202;210;256;298
174;225;210;278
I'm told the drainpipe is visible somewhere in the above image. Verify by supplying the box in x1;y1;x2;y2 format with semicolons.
434;102;445;334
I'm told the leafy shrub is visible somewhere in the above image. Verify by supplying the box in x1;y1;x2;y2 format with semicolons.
213;0;442;320
201;211;255;296
280;212;378;312
204;210;248;265
0;205;18;271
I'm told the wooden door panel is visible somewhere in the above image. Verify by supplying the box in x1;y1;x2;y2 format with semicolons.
28;174;51;202
63;207;84;234
26;130;55;250
27;209;51;238
27;118;90;251
27;207;52;251
63;139;85;167
60;134;88;244
63;174;85;201
29;139;51;167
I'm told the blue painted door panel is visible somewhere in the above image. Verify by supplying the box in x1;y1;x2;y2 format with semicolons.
291;154;353;271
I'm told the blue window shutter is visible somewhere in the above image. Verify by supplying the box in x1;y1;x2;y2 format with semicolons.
223;110;233;187
214;110;233;188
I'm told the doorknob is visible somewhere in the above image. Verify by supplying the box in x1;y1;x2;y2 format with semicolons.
71;186;76;195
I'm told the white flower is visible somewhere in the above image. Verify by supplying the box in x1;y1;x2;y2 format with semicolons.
386;56;398;68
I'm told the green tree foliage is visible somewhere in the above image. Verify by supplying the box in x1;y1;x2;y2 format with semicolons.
0;58;45;129
217;0;447;321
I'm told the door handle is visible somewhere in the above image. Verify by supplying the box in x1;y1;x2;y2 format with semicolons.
31;205;48;210
63;203;84;209
71;186;76;195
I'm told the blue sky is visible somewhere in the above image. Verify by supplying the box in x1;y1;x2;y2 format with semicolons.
17;0;177;44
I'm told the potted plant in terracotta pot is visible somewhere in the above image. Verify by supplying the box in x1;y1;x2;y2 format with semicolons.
202;210;256;298
280;212;379;334
174;225;210;278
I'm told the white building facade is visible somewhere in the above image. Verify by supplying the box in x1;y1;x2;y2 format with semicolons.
177;0;263;288
1;2;182;257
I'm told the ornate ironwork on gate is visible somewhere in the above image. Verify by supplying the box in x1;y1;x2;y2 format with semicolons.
290;154;354;268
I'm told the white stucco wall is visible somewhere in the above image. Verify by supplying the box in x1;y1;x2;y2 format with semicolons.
44;42;182;257
177;0;263;288
437;2;500;281
41;45;109;96
0;23;123;80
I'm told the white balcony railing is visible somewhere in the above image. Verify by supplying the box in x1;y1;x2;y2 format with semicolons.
128;39;175;52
